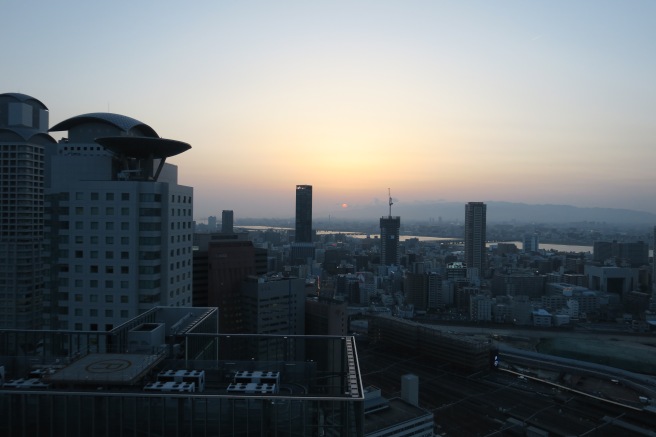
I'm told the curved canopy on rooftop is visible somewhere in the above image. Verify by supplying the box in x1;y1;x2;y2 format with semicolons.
50;112;158;138
95;136;191;159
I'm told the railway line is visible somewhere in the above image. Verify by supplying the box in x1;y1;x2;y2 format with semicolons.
357;342;656;436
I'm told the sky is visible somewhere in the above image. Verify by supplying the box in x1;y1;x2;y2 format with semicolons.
3;1;655;221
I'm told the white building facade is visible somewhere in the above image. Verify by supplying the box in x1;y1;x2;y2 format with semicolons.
44;113;193;331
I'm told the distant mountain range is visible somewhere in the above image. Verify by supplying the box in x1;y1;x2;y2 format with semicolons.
321;201;656;225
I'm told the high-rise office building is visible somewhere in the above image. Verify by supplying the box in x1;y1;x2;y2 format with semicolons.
295;184;312;243
44;112;193;331
207;239;256;333
379;216;400;266
221;209;233;233
465;201;487;275
241;276;305;336
0;93;55;329
523;233;539;253
207;215;217;230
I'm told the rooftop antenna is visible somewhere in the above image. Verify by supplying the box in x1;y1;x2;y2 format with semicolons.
388;188;393;217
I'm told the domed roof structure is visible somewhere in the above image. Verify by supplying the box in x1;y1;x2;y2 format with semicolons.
0;92;54;143
49;112;158;138
0;92;48;110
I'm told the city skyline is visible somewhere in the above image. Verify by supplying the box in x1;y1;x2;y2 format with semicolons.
3;1;655;219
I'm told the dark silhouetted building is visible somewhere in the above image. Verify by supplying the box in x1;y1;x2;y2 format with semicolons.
207;240;256;333
221;209;233;233
465;202;487;275
306;296;348;335
295;185;312;243
379;216;400;266
0;93;55;329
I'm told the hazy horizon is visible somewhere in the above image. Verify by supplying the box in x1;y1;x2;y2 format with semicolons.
4;1;655;220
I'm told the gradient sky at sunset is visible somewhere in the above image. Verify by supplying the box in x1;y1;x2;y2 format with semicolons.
4;1;655;221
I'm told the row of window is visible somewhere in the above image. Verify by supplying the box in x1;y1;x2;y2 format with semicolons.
62;192;193;204
57;220;190;231
60;264;131;274
62;279;130;288
1;145;40;152
73;192;131;201
71;308;128;319
73;293;130;303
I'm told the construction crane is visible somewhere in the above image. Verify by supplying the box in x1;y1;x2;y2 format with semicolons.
388;188;393;217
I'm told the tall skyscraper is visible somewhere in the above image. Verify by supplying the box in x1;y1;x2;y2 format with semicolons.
295;185;312;243
0;93;55;329
379;190;400;266
523;233;539;253
465;202;487;275
44;112;193;331
221;209;233;233
207;215;217;231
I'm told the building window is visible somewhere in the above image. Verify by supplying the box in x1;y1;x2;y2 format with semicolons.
121;207;129;216
106;193;114;201
106;222;114;230
105;295;113;303
121;222;129;231
122;193;130;201
91;192;99;201
106;207;114;215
